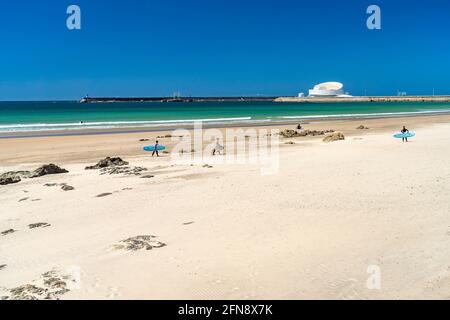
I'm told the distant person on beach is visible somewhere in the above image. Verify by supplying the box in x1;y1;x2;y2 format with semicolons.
152;140;160;157
212;138;224;155
401;126;409;142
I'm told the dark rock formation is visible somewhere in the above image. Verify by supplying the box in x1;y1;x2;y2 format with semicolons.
0;171;29;185
28;223;51;229
61;184;75;191
1;166;67;185
44;183;74;191
96;193;113;198
2;270;70;300
99;166;147;176
0;176;21;185
28;164;68;178
113;235;166;251
156;135;171;139
44;183;58;187
1;229;16;236
279;129;298;138
280;129;334;138
85;157;129;170
323;132;345;142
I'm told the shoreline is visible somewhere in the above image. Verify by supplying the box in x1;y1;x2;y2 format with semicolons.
2;110;450;139
1;113;450;167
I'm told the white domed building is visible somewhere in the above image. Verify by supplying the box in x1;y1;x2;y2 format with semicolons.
308;82;352;98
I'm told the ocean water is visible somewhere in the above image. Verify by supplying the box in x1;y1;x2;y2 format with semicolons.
1;100;450;134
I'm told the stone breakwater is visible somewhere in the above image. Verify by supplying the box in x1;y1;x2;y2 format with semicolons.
275;96;450;103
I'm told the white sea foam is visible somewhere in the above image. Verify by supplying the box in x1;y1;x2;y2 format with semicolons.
278;109;450;120
0;117;255;133
2;109;450;134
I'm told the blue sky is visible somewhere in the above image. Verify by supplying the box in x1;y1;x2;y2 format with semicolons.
0;0;449;100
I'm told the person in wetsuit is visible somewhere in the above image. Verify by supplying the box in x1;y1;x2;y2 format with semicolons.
401;126;409;142
212;138;224;155
152;140;160;157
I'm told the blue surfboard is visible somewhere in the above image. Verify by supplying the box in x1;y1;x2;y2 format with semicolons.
393;132;415;139
143;145;166;152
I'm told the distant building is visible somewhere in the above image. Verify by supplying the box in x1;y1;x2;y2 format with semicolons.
308;82;352;97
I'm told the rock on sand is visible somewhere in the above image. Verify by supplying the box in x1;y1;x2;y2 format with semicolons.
323;132;345;143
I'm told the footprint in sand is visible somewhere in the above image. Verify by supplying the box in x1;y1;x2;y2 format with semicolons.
45;183;75;191
18;197;29;202
107;287;120;299
92;276;103;289
183;221;195;226
1;229;16;236
0;265;6;271
97;188;133;197
112;235;166;251
96;193;113;198
28;223;51;229
327;278;363;300
61;184;75;191
44;183;58;187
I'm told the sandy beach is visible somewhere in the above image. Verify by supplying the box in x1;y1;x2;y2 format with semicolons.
1;114;450;300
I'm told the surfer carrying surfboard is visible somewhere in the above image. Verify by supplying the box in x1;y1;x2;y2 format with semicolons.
212;138;224;156
152;140;160;157
401;126;409;142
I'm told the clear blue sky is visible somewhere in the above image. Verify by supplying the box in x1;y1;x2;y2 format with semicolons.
0;0;449;100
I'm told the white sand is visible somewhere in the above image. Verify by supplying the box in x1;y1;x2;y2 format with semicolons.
1;118;450;300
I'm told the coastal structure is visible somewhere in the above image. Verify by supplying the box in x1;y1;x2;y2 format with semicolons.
307;82;352;98
275;95;450;103
79;96;278;103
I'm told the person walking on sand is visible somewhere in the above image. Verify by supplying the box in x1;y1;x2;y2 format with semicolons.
212;138;224;156
152;140;160;157
401;126;409;142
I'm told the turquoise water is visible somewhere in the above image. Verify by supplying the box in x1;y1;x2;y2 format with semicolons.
1;100;450;133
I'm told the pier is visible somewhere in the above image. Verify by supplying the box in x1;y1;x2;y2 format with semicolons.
80;95;450;103
79;96;278;103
